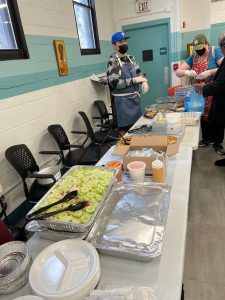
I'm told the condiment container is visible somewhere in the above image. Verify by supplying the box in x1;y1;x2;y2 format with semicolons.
127;161;146;182
105;161;122;182
152;159;164;183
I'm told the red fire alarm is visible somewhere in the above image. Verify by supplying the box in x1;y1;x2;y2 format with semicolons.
173;63;179;71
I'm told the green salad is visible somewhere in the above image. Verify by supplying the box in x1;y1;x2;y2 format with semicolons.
35;167;114;224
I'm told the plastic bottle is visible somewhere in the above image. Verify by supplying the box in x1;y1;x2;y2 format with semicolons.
152;159;164;183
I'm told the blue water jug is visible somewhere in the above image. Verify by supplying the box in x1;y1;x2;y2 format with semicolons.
184;87;205;113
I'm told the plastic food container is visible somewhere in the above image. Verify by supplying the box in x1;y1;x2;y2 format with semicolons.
127;161;146;182
105;161;122;182
166;113;181;125
29;239;100;300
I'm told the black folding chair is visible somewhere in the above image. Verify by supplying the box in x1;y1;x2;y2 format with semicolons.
76;111;119;146
5;144;57;205
47;124;101;167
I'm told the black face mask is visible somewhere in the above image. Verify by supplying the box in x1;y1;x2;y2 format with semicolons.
118;44;128;54
196;48;206;56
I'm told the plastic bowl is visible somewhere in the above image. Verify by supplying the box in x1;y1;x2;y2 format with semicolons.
0;241;32;294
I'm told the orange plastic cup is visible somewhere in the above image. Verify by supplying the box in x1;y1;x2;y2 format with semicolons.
105;161;122;182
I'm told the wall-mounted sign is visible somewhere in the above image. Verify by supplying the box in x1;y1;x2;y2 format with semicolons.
136;0;150;13
160;47;167;55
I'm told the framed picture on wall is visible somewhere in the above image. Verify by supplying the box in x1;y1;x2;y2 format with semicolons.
53;40;69;76
187;43;194;57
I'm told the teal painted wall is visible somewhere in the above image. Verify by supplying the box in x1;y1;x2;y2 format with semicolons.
0;35;112;100
211;22;225;46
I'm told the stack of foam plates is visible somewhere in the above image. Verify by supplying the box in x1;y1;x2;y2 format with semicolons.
0;241;32;294
29;239;100;300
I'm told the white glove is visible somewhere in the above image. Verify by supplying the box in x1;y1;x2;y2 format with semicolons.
196;70;211;80
142;81;149;94
133;76;147;84
184;70;197;78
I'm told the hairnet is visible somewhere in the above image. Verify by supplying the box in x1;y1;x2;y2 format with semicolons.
218;31;225;47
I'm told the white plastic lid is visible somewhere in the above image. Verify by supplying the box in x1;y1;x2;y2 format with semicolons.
29;239;100;300
152;159;163;169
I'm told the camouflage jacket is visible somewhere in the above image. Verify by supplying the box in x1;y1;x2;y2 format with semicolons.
106;52;142;91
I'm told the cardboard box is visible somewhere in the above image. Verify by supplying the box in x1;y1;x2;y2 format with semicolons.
112;135;179;173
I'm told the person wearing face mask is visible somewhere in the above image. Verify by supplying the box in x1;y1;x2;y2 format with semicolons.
196;31;225;166
107;31;149;135
176;34;224;153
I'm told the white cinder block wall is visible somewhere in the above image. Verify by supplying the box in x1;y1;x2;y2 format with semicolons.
0;0;115;215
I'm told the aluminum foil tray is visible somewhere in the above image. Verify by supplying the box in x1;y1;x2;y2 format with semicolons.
25;220;89;242
87;182;171;261
26;166;117;233
156;95;185;103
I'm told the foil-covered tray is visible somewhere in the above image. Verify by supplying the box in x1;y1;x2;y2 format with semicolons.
26;166;117;233
87;182;171;261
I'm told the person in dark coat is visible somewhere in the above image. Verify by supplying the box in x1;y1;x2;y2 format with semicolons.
196;31;225;166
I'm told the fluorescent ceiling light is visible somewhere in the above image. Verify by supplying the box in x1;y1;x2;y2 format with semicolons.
0;4;7;9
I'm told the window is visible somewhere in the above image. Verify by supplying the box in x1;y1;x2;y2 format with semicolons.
0;0;29;60
72;0;100;55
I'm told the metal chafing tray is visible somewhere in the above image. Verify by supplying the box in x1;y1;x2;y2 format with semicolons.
26;166;117;233
86;182;171;261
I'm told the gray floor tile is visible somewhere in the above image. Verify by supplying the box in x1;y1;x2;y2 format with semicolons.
184;223;225;284
188;188;225;226
183;279;225;300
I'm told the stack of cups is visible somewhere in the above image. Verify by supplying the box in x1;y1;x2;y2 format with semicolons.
152;159;164;183
127;161;146;182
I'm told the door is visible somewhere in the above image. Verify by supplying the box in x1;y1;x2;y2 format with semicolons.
124;20;170;109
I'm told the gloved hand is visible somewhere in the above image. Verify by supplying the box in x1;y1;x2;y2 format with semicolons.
196;70;211;80
142;81;149;94
133;76;147;84
184;70;197;78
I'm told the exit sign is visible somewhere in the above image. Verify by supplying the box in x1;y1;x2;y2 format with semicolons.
136;0;150;13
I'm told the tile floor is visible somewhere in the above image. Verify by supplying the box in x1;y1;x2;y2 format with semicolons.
183;145;225;299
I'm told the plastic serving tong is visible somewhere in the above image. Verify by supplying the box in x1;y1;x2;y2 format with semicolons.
27;190;78;219
28;201;88;220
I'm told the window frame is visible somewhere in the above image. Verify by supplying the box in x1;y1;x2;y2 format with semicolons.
72;0;101;55
0;0;29;61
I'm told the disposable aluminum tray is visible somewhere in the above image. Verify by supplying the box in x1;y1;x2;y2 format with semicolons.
87;182;171;262
25;220;89;241
26;166;117;233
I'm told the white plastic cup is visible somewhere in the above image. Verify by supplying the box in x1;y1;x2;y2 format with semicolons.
127;161;146;182
152;159;164;183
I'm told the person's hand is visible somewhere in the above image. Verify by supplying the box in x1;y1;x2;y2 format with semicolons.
142;81;149;94
195;82;206;90
133;76;147;84
184;70;197;78
196;70;211;80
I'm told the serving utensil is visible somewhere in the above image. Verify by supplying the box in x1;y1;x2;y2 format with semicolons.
29;201;88;221
27;190;78;219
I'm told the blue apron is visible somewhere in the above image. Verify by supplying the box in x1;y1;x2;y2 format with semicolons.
112;56;142;128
